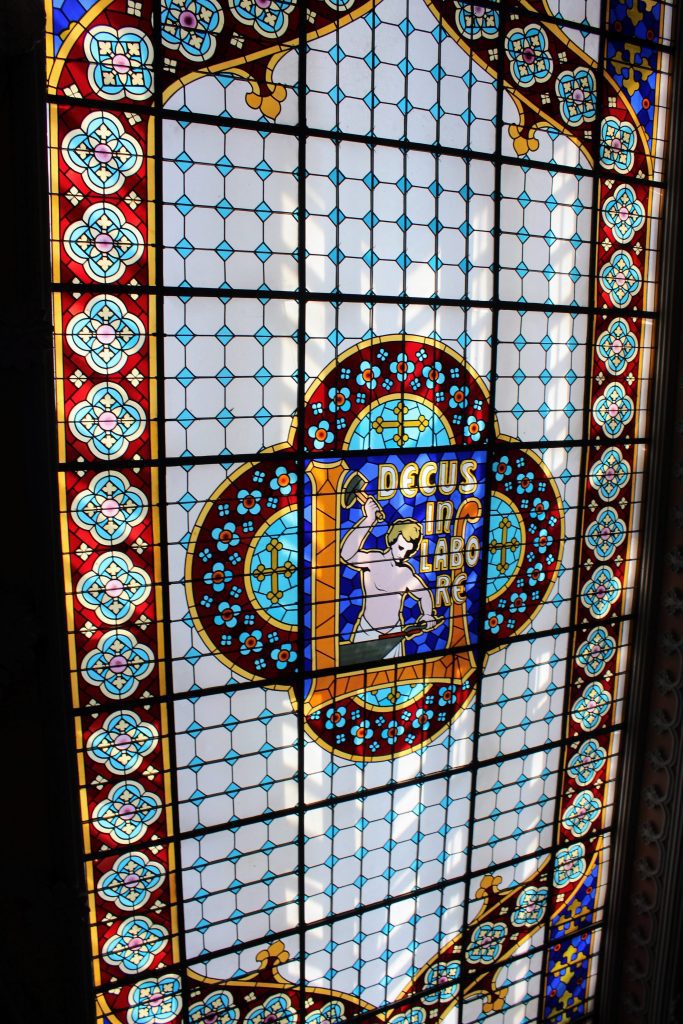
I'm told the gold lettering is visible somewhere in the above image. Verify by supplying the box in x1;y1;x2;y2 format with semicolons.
378;463;398;501
435;574;451;609
435;500;454;535
460;459;478;495
418;461;437;496
450;535;464;570
425;501;435;536
438;460;458;496
433;537;449;572
452;573;467;604
465;535;480;568
400;462;419;499
419;538;432;573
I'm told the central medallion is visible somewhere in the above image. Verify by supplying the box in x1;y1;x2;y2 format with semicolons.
186;336;563;760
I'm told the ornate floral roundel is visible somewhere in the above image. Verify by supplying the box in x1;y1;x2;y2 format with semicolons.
187;336;563;760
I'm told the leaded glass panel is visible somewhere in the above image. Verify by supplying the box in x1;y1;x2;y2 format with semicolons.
45;1;675;1021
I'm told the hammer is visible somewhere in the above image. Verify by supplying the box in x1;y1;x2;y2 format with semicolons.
341;469;385;521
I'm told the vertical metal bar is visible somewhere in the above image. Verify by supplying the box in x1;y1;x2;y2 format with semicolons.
456;6;506;1022
150;3;192;1020
297;0;308;1018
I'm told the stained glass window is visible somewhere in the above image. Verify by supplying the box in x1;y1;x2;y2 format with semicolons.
45;1;676;1021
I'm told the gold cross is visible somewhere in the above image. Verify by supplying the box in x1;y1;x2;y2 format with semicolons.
489;516;520;575
253;538;295;605
371;402;429;446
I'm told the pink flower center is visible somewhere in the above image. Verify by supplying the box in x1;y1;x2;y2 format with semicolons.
573;88;585;102
95;232;114;252
109;655;128;673
105;578;125;599
112;53;131;74
119;803;136;819
96;323;116;343
522;46;535;64
124;873;140;887
101;498;120;517
98;410;118;431
114;733;133;749
179;9;198;28
95;142;114;163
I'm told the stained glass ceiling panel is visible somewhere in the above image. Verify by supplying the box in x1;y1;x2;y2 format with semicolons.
46;1;674;1022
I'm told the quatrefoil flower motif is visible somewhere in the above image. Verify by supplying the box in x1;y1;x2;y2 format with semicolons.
562;790;601;838
87;710;159;774
244;993;296;1024
596;317;637;375
599;249;642;308
69;382;146;459
553;843;586;887
93;780;162;844
161;0;225;61
585;506;626;561
505;25;553;87
466;921;508;963
72;470;147;544
454;2;499;39
188;991;239;1024
63;111;142;193
422;961;460;1003
575;625;616;677
85;26;154;100
66;295;145;373
602;184;645;244
567;739;607;786
65;203;143;283
600;116;637;173
227;0;296;39
102;916;168;975
588;446;630;501
555;67;597;126
99;851;165;911
78;551;151;625
571;682;610;731
580;566;621;619
511;885;548;927
81;629;154;700
127;975;182;1024
592;381;634;438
